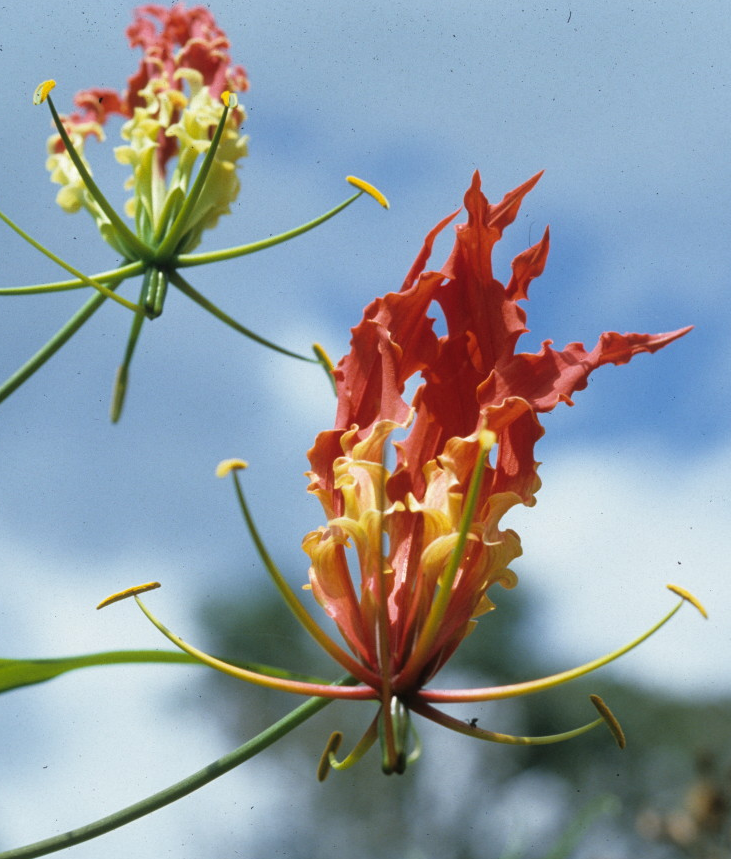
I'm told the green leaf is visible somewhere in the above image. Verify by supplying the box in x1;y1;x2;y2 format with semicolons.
0;650;329;694
0;650;193;693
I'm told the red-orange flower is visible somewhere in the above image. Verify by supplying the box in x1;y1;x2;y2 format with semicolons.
299;172;693;770
119;173;700;775
305;170;689;685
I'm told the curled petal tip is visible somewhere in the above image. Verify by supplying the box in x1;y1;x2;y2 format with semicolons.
221;90;238;109
589;694;626;749
346;176;390;209
33;79;56;105
666;584;708;618
215;458;248;478
96;581;161;610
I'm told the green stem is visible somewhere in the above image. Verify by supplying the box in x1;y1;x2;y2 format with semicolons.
154;103;230;260
0;209;141;312
169;271;317;363
0;262;144;295
0;676;353;859
45;95;151;262
174;192;362;267
0;289;112;406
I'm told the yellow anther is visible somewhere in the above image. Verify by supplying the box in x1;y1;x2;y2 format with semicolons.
96;581;161;610
666;584;708;618
589;694;626;749
33;80;56;105
215;458;248;478
346;176;390;209
221;90;238;109
477;428;497;452
312;343;335;374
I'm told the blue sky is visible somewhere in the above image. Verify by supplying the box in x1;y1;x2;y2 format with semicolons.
0;1;729;856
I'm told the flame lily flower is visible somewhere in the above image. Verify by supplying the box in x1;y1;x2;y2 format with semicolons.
0;4;387;420
104;173;702;776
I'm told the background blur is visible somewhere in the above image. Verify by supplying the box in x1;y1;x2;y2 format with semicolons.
1;1;729;857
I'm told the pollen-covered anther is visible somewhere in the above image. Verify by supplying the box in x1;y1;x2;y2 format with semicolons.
96;581;161;610
215;458;248;478
666;583;708;618
221;91;238;109
312;343;335;374
33;80;56;105
346;176;390;209
589;694;626;749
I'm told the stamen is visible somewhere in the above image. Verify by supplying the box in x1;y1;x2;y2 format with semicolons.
0;261;145;296
666;583;708;618
398;429;495;687
421;585;699;703
168;270;317;363
225;468;382;686
589;694;626;749
110;291;146;423
0;289;110;408
317;732;343;781
130;593;375;699
155;97;233;262
317;715;380;780
346;176;390;209
43;92;152;262
0;208;143;313
33;80;56;105
312;343;337;395
96;581;161;609
411;700;609;746
216;458;248;478
175;180;386;268
221;91;238;109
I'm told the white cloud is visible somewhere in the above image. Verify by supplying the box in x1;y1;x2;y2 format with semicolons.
506;437;730;699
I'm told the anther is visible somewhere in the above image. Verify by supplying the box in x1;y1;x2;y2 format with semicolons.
589;694;626;749
346;176;390;209
97;581;161;610
33;80;56;105
666;584;708;618
215;459;248;478
317;731;343;781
